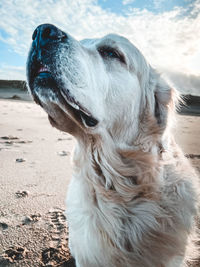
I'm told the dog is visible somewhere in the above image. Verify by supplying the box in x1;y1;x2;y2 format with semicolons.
27;24;199;267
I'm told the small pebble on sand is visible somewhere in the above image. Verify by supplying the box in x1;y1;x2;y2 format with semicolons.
58;151;69;156
15;191;29;198
16;158;26;163
1;136;19;140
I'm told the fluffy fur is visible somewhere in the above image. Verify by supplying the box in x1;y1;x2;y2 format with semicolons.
27;25;200;267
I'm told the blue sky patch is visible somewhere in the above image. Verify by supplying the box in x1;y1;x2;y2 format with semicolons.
97;0;195;15
0;41;26;67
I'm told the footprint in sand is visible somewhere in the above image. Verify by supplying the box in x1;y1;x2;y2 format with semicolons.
0;222;8;230
40;210;71;266
48;209;68;246
22;214;41;225
60;257;76;267
41;245;71;267
1;247;28;263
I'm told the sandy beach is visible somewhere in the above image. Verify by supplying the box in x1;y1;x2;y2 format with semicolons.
0;99;75;267
0;95;200;267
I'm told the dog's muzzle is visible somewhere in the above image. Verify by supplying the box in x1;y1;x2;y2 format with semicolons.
27;24;98;128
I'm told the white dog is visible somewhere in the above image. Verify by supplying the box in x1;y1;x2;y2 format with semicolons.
27;24;199;267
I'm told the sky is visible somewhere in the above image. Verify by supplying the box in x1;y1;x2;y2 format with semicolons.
0;0;200;95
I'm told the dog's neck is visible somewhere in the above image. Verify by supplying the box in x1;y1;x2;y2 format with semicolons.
72;127;165;203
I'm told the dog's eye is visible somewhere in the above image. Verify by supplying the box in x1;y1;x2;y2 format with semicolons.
100;49;118;58
98;47;125;63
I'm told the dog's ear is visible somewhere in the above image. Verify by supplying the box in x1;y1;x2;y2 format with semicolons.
150;70;178;128
154;79;172;126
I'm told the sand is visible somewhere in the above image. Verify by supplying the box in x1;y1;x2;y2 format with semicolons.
0;98;199;267
0;99;75;267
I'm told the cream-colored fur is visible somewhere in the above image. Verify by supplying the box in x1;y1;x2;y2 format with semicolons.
27;27;199;267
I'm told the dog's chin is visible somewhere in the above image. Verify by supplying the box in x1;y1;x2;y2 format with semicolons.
29;72;99;133
48;112;79;135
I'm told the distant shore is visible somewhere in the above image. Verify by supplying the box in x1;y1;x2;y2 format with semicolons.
0;80;28;90
0;80;31;101
0;79;200;116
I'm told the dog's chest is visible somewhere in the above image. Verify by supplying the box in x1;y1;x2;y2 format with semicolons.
66;177;109;265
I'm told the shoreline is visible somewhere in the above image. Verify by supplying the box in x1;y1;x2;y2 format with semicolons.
0;85;200;116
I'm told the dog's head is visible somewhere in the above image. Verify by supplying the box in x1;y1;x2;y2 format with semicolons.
27;24;176;144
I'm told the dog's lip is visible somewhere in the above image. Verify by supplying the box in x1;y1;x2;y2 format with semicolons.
29;62;51;83
29;61;98;127
60;89;99;127
37;65;49;74
60;89;91;117
30;62;89;116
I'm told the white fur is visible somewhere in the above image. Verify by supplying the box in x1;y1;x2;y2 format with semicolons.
29;31;200;267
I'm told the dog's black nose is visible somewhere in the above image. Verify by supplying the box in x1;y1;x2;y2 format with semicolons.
32;24;67;47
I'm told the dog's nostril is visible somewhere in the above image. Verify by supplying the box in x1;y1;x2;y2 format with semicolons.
32;24;67;45
40;24;67;41
32;28;38;41
42;27;52;40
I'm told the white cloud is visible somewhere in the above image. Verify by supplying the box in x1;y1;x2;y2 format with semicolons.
0;64;25;80
153;0;165;9
187;50;200;74
164;70;200;96
0;0;200;94
122;0;135;5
